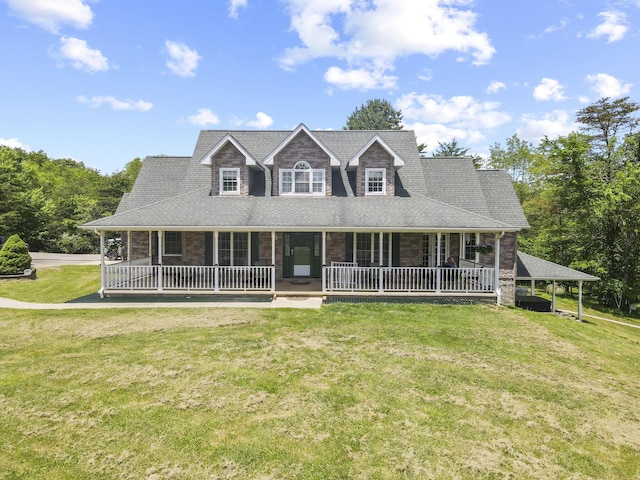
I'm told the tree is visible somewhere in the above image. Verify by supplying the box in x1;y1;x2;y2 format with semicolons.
344;99;403;130
433;138;483;167
576;96;639;154
0;234;32;274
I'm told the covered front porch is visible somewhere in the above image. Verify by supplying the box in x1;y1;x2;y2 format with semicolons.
96;229;506;300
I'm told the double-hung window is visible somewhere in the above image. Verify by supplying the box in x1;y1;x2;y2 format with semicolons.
365;168;386;195
279;161;325;195
164;231;182;256
220;168;240;195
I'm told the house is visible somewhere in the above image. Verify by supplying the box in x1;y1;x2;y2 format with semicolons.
82;124;530;303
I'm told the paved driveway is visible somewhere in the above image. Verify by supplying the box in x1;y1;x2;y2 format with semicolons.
29;252;103;268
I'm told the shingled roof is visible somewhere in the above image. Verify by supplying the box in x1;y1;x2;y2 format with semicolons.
83;126;530;232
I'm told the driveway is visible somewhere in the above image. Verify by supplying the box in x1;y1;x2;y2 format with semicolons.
29;252;103;268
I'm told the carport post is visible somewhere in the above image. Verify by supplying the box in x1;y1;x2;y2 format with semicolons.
578;280;583;321
551;280;557;312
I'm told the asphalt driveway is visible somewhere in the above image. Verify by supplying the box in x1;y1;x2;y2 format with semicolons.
29;252;103;268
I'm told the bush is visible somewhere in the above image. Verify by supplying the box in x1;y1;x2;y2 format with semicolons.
0;234;32;275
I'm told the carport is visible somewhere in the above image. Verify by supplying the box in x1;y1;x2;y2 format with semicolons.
516;252;600;321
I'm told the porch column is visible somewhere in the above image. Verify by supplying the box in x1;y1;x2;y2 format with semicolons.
378;232;383;265
578;280;583;321
322;231;326;265
214;231;219;292
388;233;392;266
98;230;105;298
436;232;442;293
551;280;557;312
353;232;357;263
157;230;163;292
271;231;276;265
494;232;501;305
247;231;252;266
148;231;152;260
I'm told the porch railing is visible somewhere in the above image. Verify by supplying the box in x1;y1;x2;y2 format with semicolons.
104;265;275;292
323;266;495;293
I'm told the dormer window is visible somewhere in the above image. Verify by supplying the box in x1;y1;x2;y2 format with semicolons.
280;161;325;195
220;168;240;195
365;168;386;195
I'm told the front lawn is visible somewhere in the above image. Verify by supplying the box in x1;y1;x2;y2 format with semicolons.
1;303;638;479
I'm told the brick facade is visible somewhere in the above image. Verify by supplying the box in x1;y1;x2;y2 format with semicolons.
272;131;332;196
355;142;395;197
210;143;251;196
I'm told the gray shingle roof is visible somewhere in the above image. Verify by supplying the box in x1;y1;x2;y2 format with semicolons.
516;252;599;281
82;127;529;232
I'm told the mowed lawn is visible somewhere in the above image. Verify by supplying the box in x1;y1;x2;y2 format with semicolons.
0;269;639;478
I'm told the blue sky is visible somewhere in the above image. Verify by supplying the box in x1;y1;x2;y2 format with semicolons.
0;0;638;173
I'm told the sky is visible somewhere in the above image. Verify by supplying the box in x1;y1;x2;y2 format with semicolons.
0;0;638;173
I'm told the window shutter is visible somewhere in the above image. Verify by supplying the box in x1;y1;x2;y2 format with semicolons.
392;233;400;266
204;232;213;266
345;233;353;262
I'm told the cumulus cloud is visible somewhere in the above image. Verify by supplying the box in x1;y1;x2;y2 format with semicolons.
279;0;494;90
324;66;398;90
246;112;274;129
51;36;109;73
587;11;628;43
0;137;31;151
486;80;506;94
187;108;221;126
165;40;201;77
77;95;153;111
533;78;567;102
518;110;576;143
5;0;93;33
586;73;633;97
229;0;248;18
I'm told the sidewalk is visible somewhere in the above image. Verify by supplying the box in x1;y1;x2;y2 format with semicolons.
558;309;640;329
0;296;323;310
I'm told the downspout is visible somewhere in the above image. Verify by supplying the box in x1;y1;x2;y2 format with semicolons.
96;229;105;298
494;232;505;305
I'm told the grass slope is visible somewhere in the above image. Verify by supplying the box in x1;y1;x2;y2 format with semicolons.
1;303;638;479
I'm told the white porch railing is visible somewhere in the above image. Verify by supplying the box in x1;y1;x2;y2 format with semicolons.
323;266;495;293
104;265;275;292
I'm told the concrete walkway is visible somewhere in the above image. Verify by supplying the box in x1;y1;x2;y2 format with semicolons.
0;296;323;310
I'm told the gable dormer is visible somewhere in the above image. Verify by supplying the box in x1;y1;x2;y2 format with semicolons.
347;134;404;196
199;134;260;196
264;124;339;196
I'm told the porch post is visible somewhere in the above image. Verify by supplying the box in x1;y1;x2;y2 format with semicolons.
148;231;152;260
388;233;392;266
98;230;105;298
578;280;583;321
126;230;131;264
322;231;326;265
353;232;357;263
436;232;442;292
378;232;383;265
157;230;163;292
247;231;252;266
494;233;501;305
271;231;276;265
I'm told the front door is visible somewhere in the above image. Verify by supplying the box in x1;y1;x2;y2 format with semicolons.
283;233;321;278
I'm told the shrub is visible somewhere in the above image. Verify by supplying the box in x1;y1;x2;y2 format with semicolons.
0;234;32;275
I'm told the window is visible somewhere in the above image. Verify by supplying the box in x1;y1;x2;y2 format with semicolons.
279;161;325;195
365;168;386;195
422;234;448;266
164;231;182;256
356;233;390;266
463;233;478;260
218;232;248;266
220;168;240;194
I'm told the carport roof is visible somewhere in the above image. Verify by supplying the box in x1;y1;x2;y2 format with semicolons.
516;251;599;282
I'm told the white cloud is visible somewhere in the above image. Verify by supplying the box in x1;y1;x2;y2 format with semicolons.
164;40;201;77
187;108;221;126
397;92;511;130
518;110;576;143
279;0;494;90
586;73;633;97
403;121;486;154
5;0;93;33
486;80;506;94
51;36;109;73
324;66;398;90
246;112;274;129
587;11;628;43
533;78;567;102
229;0;248;18
0;137;31;150
77;95;153;111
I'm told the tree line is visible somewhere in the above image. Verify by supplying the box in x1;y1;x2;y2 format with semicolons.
0;147;141;253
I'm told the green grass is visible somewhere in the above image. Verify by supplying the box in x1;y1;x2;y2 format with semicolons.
1;267;639;478
0;265;100;303
1;302;639;479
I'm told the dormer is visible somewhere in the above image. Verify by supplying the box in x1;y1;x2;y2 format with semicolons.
264;124;340;196
199;134;262;196
347;134;404;196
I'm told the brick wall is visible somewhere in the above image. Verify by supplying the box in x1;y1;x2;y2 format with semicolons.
355;142;395;196
272;131;332;196
210;143;250;196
